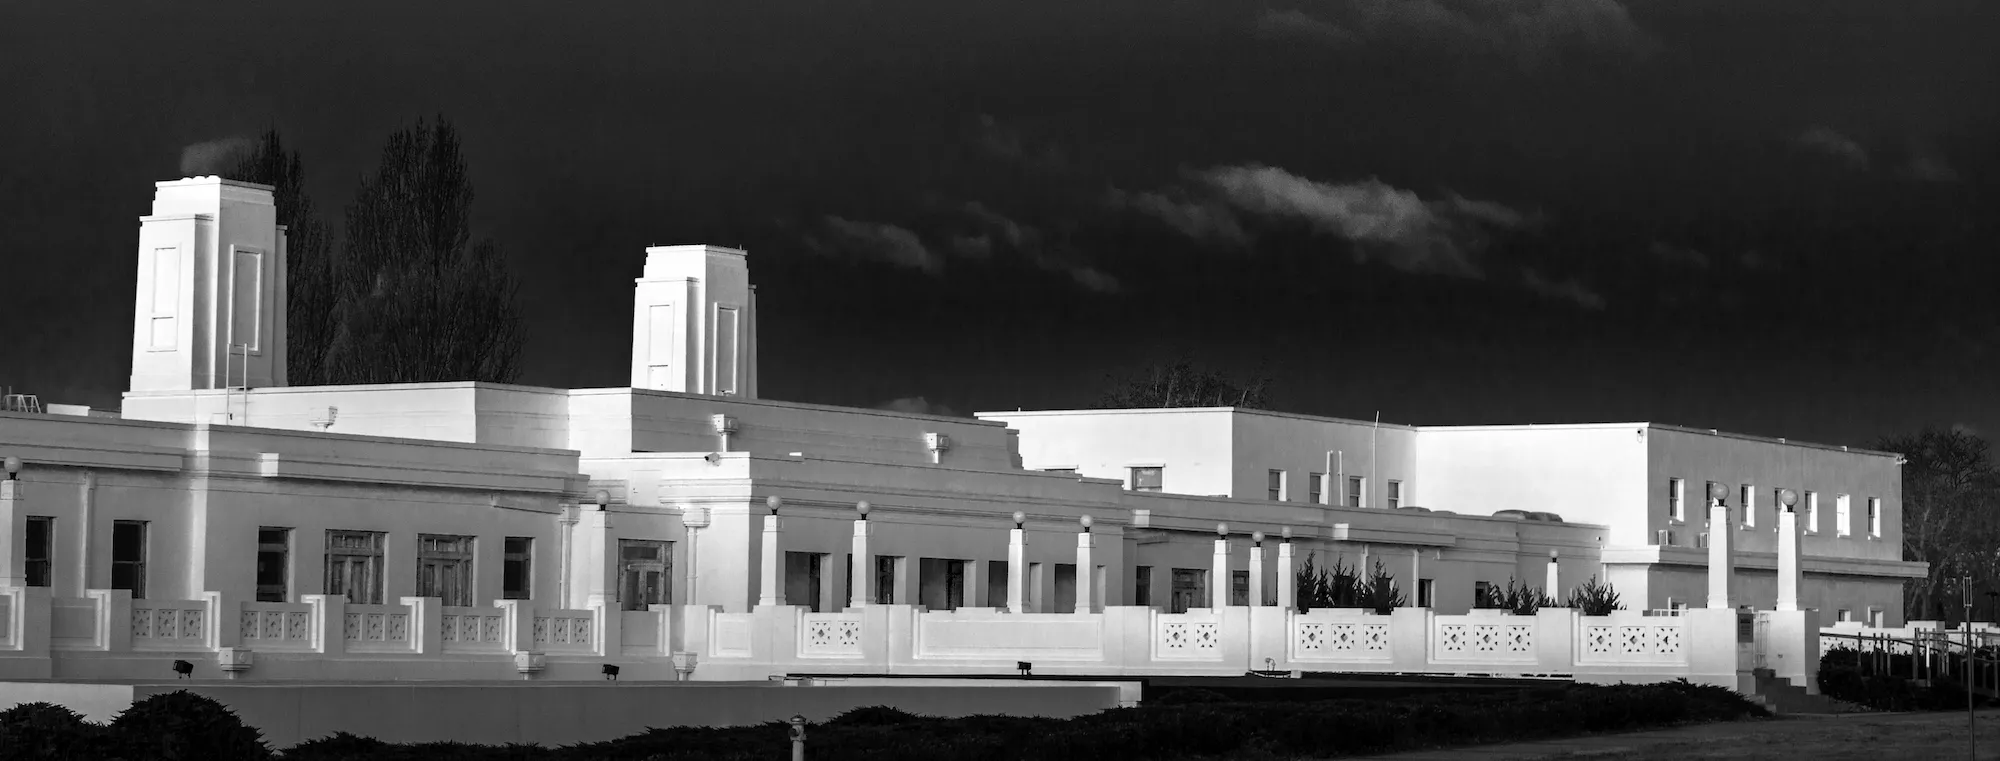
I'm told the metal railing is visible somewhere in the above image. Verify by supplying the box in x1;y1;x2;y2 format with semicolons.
1820;631;2000;698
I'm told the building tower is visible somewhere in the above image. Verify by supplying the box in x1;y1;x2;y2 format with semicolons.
629;245;758;398
127;177;288;394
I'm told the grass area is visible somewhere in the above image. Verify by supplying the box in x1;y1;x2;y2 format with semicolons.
1471;712;2000;761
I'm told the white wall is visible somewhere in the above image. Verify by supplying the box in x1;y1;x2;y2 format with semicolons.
977;409;1236;496
1231;411;1416;507
1646;426;1901;563
1415;425;1650;543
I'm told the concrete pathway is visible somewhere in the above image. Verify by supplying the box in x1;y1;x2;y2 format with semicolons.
1339;709;2000;760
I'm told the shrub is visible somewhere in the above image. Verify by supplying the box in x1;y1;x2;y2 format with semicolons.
1487;578;1556;615
1357;560;1408;614
1295;553;1361;611
110;689;271;761
1150;688;1232;705
823;705;922;728
0;701;109;761
1564;576;1624;615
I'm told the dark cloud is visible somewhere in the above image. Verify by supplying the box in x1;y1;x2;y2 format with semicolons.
1795;126;1869;170
807;217;945;274
960;202;1122;293
973;114;1065;171
1522;269;1607;310
1257;0;1656;68
178;136;255;176
877;396;960;417
1903;142;1959;182
1648;241;1710;269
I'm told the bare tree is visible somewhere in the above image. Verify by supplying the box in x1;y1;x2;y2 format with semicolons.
1877;427;2000;621
1096;357;1273;409
225;130;335;385
321;117;524;384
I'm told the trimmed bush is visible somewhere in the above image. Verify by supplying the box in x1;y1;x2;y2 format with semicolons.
110;689;271;761
0;701;110;761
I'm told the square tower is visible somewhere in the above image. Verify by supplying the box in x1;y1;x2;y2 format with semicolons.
629;245;758;398
128;177;289;393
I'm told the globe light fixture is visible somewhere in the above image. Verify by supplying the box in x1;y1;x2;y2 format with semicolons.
1012;510;1026;528
1216;522;1228;537
766;495;782;515
1706;481;1729;503
1080;514;1093;532
856;500;870;519
1252;531;1265;546
1779;488;1799;512
594;490;610;511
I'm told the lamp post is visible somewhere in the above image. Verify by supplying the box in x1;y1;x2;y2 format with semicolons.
3;456;19;481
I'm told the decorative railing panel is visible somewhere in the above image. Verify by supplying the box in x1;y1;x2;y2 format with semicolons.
440;606;508;652
1290;612;1393;663
708;612;755;658
131;600;207;650
1153;612;1222;661
240;602;315;650
799;613;864;658
344;603;413;652
532;609;595;653
1575;614;1687;666
1430;614;1536;664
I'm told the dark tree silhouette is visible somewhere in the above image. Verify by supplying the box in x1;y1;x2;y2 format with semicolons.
225;130;335;385
321;117;524;384
1877;427;2000;622
1096;357;1273;410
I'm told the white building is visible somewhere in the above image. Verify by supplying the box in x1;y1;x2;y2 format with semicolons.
0;177;1925;683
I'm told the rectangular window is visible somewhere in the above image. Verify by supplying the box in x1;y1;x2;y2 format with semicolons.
1135;565;1153;607
416;534;474;607
714;305;739;395
25;516;53;587
325;530;385;604
1169;568;1204;613
1418;578;1435;608
1835;494;1851;537
619;540;672;611
1130;466;1163;492
503;537;533;600
1838;609;1853;622
1668;478;1685;521
1867;498;1882;537
1741;485;1756;527
1231;570;1250;606
646;304;675;390
1387;480;1403;510
1806;491;1820;533
230;248;262;353
255;527;290;603
150;247;179;350
1347;476;1365;508
875;555;899;605
1267;469;1286;501
1474;580;1492;609
1308;472;1324;504
111;520;147;599
1869;608;1886;627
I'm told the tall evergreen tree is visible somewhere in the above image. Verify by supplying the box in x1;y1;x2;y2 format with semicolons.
322;117;524;384
225;130;335;385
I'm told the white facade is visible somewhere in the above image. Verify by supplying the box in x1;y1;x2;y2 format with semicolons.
0;177;1925;685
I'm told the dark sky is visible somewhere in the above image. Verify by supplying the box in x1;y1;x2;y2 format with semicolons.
3;1;1996;448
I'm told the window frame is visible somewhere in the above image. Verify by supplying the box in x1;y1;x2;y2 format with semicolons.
416;534;476;607
1806;491;1820;534
1307;472;1324;505
111;520;148;600
1387;480;1403;510
1668;478;1685;522
1867;497;1882;538
255;527;292;603
503;536;534;600
1741;485;1756;528
618;539;673;612
24;516;53;588
325;530;386;605
1130;466;1163;492
1346;476;1365;508
1267;469;1286;502
1835;494;1851;537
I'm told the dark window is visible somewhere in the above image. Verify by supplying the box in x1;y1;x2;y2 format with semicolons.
1474;580;1493;608
255;527;290;602
25;516;53;587
111;520;147;599
1231;570;1250;606
416;534;474;607
503;537;533;600
1131;467;1163;492
1169;568;1204;613
1308;473;1323;505
1418;578;1435;608
326;530;385;605
619;540;671;611
1267;470;1285;501
875;556;899;605
1347;477;1364;507
1135;565;1153;607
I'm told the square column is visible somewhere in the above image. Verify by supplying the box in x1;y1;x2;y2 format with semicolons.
1276;530;1296;612
1545;550;1560;599
758;508;782;608
1706;498;1733;609
1007;512;1027;613
1211;525;1230;609
1777;492;1801;611
1248;534;1266;607
1075;518;1095;613
1408;548;1421;608
0;476;25;588
849;507;873;610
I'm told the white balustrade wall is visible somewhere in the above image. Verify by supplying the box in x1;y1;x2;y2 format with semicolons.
0;586;1755;687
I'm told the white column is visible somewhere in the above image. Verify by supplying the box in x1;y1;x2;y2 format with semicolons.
1248;533;1266;607
1007;511;1027;613
1277;528;1296;612
1545;550;1560;598
1075;515;1094;613
1706;498;1733;609
1777;496;1801;611
0;473;24;588
1408;548;1421;608
575;499;617;610
849;501;872;610
758;496;782;608
1211;524;1230;609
